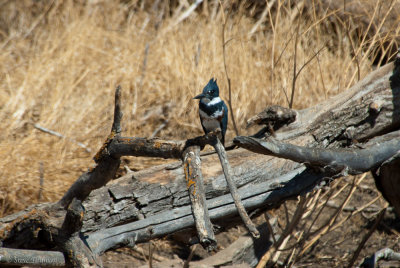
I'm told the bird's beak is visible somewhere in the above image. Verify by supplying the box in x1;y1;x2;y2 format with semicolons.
193;93;205;99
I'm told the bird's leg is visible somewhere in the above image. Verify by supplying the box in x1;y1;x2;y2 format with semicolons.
206;129;222;142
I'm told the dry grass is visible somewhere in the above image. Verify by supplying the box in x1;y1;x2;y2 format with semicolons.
0;0;397;218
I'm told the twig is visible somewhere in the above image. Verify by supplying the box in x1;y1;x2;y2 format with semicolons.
23;0;55;39
289;13;300;109
132;245;167;262
346;207;387;268
183;244;198;268
61;198;100;267
183;145;216;250
112;85;123;134
256;195;307;268
173;0;203;27
33;123;91;153
249;0;276;35
289;45;326;108
150;119;168;138
326;200;380;213
212;135;259;238
298;175;365;257
219;0;239;136
195;43;201;67
264;212;277;244
133;43;149;116
148;242;153;268
38;162;44;201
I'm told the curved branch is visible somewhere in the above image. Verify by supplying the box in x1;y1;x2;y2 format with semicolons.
233;132;400;174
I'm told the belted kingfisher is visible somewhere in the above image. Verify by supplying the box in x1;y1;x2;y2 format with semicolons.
194;78;228;145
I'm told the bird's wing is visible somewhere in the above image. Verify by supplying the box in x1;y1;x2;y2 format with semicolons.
221;102;229;142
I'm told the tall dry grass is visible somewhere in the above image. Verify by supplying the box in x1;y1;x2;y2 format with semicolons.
0;0;396;216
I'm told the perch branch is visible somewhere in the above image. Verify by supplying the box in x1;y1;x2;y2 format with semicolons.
212;136;260;238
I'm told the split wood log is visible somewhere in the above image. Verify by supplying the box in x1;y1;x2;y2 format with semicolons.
0;55;399;266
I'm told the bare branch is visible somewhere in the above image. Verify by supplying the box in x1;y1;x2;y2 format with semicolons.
233;133;400;175
183;145;216;250
212;136;260;238
220;1;239;136
346;207;387;268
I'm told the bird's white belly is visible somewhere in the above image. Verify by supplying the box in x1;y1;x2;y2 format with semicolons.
199;109;223;131
202;118;221;131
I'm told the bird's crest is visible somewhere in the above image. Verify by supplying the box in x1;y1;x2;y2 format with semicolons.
203;77;219;94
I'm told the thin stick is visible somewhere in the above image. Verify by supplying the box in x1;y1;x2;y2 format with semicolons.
183;244;198;268
256;196;307;268
264;212;277;244
150;119;168;138
38;162;44;201
289;14;300;109
219;0;239;136
33;124;91;153
212;136;259;238
148;242;153;268
346;207;387;268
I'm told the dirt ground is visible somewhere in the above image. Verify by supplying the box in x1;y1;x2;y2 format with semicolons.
101;173;400;267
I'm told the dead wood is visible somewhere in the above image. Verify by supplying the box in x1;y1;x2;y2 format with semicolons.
0;55;399;266
360;247;400;268
183;144;216;250
211;135;260;238
234;132;400;175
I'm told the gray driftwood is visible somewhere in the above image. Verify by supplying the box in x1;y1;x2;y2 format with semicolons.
183;144;216;250
0;54;399;266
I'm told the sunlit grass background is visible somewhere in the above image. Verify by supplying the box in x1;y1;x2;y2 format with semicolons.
0;0;398;216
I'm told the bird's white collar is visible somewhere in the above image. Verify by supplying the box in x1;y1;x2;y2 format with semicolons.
202;97;222;106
